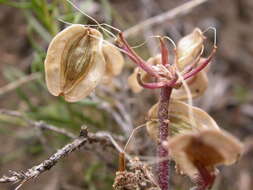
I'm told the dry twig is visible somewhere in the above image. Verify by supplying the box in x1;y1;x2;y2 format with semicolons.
124;0;208;37
0;108;76;138
0;73;41;96
91;95;133;136
0;109;125;143
140;0;159;56
0;108;126;188
0;127;122;189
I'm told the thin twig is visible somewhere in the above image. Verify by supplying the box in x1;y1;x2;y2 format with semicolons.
124;0;208;37
0;108;76;139
0;131;88;184
0;73;41;96
91;95;133;136
140;0;159;56
33;121;76;139
0;127;119;189
97;86;134;134
0;109;125;144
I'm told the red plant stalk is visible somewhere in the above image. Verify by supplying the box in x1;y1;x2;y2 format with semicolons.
194;163;216;190
118;34;174;190
118;33;161;78
157;86;172;190
116;34;215;190
157;38;172;190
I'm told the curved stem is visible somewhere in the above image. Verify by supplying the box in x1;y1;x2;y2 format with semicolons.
137;72;167;89
159;38;169;66
183;46;217;80
118;33;161;78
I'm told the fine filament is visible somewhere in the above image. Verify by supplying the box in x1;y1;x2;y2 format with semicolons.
176;70;197;128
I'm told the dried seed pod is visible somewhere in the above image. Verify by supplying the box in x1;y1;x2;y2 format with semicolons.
127;67;143;93
44;24;105;102
146;101;219;141
166;129;243;179
171;70;208;100
172;58;210;100
102;44;124;84
127;55;161;93
176;28;205;71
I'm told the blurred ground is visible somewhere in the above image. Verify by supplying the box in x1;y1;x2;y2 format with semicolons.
0;0;253;189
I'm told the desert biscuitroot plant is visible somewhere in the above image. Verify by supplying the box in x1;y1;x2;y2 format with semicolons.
116;28;243;190
44;22;243;190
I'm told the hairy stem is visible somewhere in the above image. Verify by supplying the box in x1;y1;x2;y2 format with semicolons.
157;86;172;190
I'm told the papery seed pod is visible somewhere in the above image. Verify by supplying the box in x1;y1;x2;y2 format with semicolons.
176;28;205;71
166;129;243;179
102;44;124;84
127;67;143;93
171;70;208;100
127;55;161;93
146;101;219;141
172;58;210;100
44;24;105;102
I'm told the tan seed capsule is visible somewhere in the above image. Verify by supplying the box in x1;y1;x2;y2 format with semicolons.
127;67;143;93
171;70;208;100
44;24;105;102
146;101;220;141
166;129;243;179
102;44;124;84
176;28;205;71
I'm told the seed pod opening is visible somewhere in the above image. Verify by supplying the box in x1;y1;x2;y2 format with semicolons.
176;28;205;71
44;24;105;102
166;129;243;179
146;101;219;141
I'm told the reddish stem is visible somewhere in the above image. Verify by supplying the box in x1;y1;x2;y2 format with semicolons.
118;33;160;78
118;152;126;172
156;38;174;190
159;38;169;66
157;86;172;190
118;34;175;190
136;71;167;89
194;163;216;190
183;46;217;80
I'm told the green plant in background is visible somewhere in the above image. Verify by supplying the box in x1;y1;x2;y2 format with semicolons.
0;0;114;133
0;1;120;189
